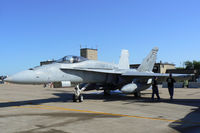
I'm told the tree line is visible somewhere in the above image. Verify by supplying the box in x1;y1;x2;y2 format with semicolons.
184;60;200;69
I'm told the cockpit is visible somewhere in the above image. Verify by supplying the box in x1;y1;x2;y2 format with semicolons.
56;55;88;64
28;56;88;70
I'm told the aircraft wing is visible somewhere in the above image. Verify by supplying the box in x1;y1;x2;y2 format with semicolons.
122;72;191;77
61;67;193;81
122;72;193;81
60;67;123;74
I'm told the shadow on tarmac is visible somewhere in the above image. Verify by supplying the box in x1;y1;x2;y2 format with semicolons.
0;91;145;108
8;112;119;133
0;93;72;108
0;91;200;133
169;107;200;133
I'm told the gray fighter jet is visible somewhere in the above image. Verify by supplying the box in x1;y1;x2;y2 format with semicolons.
5;47;192;102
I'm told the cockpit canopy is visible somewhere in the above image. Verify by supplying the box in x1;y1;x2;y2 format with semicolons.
56;55;88;64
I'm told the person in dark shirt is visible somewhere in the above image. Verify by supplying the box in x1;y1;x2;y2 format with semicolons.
166;73;176;100
152;76;160;101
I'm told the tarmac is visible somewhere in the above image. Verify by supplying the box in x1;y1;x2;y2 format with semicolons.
0;84;200;133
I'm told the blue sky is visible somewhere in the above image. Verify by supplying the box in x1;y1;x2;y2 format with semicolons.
0;0;200;75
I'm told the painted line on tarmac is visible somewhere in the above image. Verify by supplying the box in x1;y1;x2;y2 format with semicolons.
14;104;200;125
0;99;13;102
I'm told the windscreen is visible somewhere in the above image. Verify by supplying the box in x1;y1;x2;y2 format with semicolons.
56;55;88;63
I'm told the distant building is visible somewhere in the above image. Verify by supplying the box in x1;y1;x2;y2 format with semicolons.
80;48;98;60
156;62;176;73
40;60;55;66
130;62;175;73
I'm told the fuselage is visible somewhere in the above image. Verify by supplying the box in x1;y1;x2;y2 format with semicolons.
5;60;120;84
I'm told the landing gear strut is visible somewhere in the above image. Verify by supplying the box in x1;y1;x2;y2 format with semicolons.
73;84;88;102
134;92;141;98
73;94;83;102
104;89;111;96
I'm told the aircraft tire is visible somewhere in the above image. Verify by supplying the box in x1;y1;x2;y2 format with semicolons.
73;94;77;102
79;94;83;102
104;90;111;96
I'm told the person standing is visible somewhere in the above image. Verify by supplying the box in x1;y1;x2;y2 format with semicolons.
166;73;176;100
152;76;160;101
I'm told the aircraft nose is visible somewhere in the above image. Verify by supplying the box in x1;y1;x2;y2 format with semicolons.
4;70;36;84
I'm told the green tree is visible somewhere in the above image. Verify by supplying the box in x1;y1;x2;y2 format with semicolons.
184;60;200;69
193;60;200;69
184;61;193;69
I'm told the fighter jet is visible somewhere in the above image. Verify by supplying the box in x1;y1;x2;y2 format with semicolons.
5;47;192;102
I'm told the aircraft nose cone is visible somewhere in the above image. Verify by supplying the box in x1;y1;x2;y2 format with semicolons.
4;70;36;84
4;73;24;83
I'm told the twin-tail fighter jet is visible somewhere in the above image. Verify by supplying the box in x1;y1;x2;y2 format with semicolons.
5;47;192;102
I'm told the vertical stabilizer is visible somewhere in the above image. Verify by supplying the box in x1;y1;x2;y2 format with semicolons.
119;49;130;69
137;47;159;72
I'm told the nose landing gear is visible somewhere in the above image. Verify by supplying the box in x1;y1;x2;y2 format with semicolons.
73;84;88;102
73;94;83;102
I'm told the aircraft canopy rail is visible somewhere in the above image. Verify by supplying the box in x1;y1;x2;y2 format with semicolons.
56;55;88;64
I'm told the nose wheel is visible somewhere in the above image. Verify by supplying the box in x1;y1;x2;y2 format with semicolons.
79;94;83;102
73;94;83;102
73;84;88;102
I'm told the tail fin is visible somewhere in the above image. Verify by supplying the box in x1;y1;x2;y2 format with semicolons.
119;49;130;69
137;47;159;72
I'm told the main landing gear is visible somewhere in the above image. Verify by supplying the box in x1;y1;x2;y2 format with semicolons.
104;89;111;96
134;92;141;98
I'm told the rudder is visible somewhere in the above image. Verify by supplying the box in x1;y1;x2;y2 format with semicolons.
137;47;159;72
